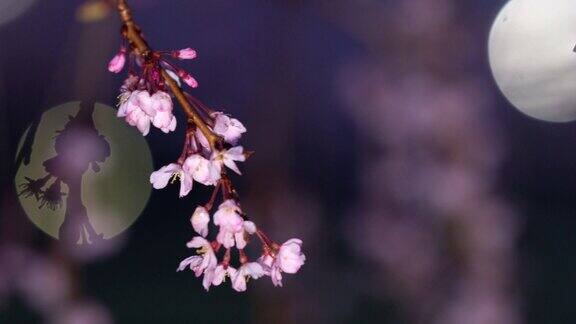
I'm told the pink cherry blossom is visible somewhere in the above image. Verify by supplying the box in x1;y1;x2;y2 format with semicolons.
212;265;237;286
133;90;157;117
213;200;245;248
191;206;210;237
118;91;148;118
150;163;180;189
213;113;246;144
259;239;306;287
174;48;197;60
183;154;221;186
201;268;216;291
232;262;266;292
117;92;135;117
125;106;150;136
117;90;178;135
149;163;193;197
277;239;306;273
118;92;151;135
234;231;248;250
150;91;176;133
258;254;283;287
177;237;218;290
120;74;139;92
270;265;283;287
243;221;257;234
151;91;173;112
107;48;126;73
157;117;176;134
213;146;246;175
259;254;274;267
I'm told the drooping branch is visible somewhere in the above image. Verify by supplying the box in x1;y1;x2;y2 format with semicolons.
116;0;221;149
113;0;306;291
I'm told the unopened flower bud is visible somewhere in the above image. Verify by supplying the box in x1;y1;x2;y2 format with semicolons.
108;48;126;73
174;48;197;60
178;70;198;88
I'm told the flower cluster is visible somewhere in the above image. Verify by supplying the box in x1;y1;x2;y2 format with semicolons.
146;110;305;291
148;113;246;197
108;0;305;292
108;45;200;136
117;90;176;136
150;110;305;291
178;202;305;291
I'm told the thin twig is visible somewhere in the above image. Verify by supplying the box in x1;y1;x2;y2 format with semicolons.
116;0;221;149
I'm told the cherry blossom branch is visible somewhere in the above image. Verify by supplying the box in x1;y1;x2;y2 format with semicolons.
116;0;221;149
110;0;306;292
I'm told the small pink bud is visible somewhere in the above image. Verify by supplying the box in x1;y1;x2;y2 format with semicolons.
108;48;126;73
178;70;198;88
174;48;197;60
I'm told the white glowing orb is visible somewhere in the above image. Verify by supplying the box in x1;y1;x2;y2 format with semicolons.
15;102;153;241
0;0;36;27
489;0;576;122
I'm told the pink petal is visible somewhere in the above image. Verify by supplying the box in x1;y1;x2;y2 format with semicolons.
151;91;173;112
216;229;235;248
195;128;211;151
245;262;265;279
149;163;181;189
212;265;227;286
235;231;247;249
243;221;257;234
223;158;241;175
179;173;193;197
271;267;283;287
186;236;209;249
231;272;247;292
227;146;246;161
177;256;202;272
191;206;210;237
135;91;156;117
167;117;177;132
202;268;215;291
135;114;150;136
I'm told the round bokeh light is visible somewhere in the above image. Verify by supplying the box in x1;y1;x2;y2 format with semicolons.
0;0;36;27
15;102;153;242
489;0;576;122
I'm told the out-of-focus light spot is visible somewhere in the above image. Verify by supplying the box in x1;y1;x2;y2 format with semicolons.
0;0;36;27
50;299;113;324
14;102;153;243
489;0;576;122
76;0;112;23
16;254;71;313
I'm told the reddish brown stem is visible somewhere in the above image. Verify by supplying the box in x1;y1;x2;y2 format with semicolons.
204;180;222;211
256;229;275;251
116;0;221;149
177;127;193;164
239;249;248;264
222;248;231;266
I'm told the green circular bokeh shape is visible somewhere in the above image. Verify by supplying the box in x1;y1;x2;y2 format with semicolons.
15;102;153;240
